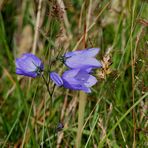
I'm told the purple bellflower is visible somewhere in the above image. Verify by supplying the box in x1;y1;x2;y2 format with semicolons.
50;69;97;93
50;72;63;86
16;53;44;78
64;48;102;69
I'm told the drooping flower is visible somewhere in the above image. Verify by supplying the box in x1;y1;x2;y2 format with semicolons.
64;48;102;69
50;72;63;86
16;53;44;78
62;69;97;93
50;69;97;93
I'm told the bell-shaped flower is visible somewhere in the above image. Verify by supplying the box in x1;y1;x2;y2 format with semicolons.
15;53;44;78
50;72;63;86
64;48;102;69
62;69;97;93
50;69;97;93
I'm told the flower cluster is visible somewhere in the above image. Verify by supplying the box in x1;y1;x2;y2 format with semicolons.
15;48;102;93
50;48;101;93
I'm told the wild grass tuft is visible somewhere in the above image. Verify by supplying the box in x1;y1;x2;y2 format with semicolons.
0;0;148;147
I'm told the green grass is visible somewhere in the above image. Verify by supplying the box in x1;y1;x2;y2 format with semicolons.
0;0;148;147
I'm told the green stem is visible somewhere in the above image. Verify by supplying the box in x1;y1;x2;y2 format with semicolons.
76;91;87;148
41;74;52;97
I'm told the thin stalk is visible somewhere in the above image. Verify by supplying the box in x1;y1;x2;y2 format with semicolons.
41;74;52;97
32;0;43;54
76;92;87;148
130;0;137;147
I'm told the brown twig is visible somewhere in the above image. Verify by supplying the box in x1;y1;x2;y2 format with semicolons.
32;0;43;54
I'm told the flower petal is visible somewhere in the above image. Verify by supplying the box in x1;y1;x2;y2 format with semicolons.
62;69;79;79
84;75;97;87
62;69;83;90
16;68;37;77
65;56;102;69
74;70;90;82
64;50;84;58
64;48;100;58
81;87;91;93
62;79;82;90
81;48;100;57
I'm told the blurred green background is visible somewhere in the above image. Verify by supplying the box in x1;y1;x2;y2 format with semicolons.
0;0;148;147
